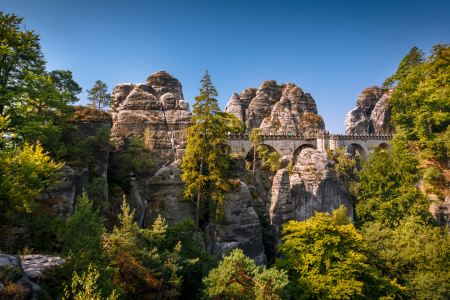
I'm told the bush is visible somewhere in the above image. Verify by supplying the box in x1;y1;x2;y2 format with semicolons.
0;282;30;300
422;166;441;185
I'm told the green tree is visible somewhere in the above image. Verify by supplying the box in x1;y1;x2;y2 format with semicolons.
87;80;112;111
203;248;290;300
0;137;63;217
383;46;426;88
355;134;431;228
388;43;450;159
0;12;46;117
181;70;245;226
63;264;118;300
276;206;404;300
60;192;114;299
256;145;281;173
362;217;450;300
249;128;262;185
49;70;82;103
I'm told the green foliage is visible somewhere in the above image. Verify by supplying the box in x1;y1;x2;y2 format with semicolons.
87;80;112;111
388;44;450;159
24;207;65;254
256;145;281;173
181;70;245;225
203;248;289;300
422;165;441;186
107;199;205;299
49;70;82;103
63;264;118;300
355;134;431;228
362;217;450;299
276;206;404;300
383;46;426;88
60;192;114;299
0;12;46;117
0;141;63;216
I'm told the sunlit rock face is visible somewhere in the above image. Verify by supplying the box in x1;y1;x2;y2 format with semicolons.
109;71;193;229
268;148;353;247
225;80;325;135
345;86;395;135
110;70;191;163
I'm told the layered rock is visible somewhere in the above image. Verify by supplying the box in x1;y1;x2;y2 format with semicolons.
291;148;353;221
269;169;294;245
345;87;395;135
204;182;267;266
370;91;395;135
225;80;325;135
111;71;191;162
345;106;370;135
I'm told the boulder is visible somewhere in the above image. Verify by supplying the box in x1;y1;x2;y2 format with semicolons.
345;106;370;135
239;88;257;111
206;182;267;266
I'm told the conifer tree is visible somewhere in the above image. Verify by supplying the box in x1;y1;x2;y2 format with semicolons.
181;70;244;226
87;80;112;111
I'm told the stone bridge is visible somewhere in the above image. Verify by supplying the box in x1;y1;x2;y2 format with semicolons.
227;133;393;159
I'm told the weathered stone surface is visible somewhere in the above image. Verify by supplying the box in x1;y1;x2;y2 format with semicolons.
20;255;65;284
111;72;191;163
226;80;325;135
291;148;353;222
370;91;395;135
345;106;370;135
270;169;294;246
207;182;267;266
225;93;244;121
356;86;385;116
146;71;184;100
146;163;196;227
0;252;23;283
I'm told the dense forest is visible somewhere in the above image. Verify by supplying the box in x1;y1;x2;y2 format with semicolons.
1;11;450;300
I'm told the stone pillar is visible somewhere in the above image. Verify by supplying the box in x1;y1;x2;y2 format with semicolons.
317;135;330;151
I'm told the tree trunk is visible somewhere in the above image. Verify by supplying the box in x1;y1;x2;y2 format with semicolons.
196;156;204;227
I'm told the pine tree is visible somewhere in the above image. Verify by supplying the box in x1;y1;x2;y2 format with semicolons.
87;80;112;111
181;70;244;226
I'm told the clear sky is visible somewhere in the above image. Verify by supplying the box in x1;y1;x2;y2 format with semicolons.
2;0;450;133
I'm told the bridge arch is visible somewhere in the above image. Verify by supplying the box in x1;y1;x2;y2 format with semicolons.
293;143;317;161
349;143;366;159
245;144;279;170
378;142;389;150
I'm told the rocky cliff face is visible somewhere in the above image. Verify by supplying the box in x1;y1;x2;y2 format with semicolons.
225;80;325;135
267;148;353;247
345;87;395;135
205;182;267;266
111;70;191;162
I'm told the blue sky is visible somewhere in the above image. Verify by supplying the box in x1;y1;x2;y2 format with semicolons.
2;0;450;133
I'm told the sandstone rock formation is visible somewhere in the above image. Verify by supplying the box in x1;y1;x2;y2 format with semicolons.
269;169;294;245
345;87;395;135
111;70;191;162
265;148;353;247
204;182;267;266
225;80;325;135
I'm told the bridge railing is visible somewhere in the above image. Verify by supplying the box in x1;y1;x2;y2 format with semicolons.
227;133;394;140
